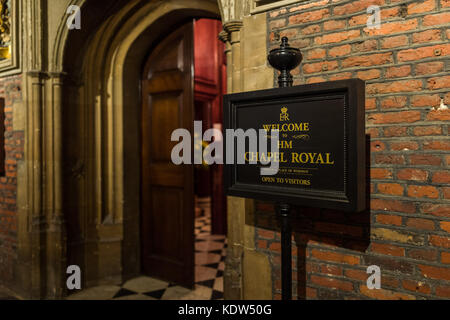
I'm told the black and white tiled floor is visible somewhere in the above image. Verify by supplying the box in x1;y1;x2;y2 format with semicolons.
68;213;226;300
195;214;226;300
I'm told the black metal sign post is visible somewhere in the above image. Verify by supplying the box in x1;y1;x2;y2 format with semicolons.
278;203;292;300
268;37;302;300
223;37;366;302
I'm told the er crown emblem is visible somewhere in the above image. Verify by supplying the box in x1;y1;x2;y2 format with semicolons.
280;107;289;121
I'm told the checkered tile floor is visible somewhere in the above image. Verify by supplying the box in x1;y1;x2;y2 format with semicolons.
67;213;226;300
194;214;226;300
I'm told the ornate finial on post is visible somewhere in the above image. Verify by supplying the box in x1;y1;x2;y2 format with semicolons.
268;37;303;88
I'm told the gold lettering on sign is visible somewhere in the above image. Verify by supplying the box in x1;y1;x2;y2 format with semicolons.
278;140;292;149
245;152;288;163
262;122;310;132
280;107;289;121
255;106;336;187
291;152;335;165
261;176;311;185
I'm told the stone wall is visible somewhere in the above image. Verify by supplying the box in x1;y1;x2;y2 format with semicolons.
255;0;450;299
0;74;23;287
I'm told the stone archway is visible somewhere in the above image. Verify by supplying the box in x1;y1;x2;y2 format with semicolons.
59;0;222;291
18;0;254;299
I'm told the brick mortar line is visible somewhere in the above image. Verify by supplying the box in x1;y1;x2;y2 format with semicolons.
299;63;450;77
371;177;448;182
299;242;445;257
365;210;446;224
371;143;449;148
368;239;450;252
366;121;449;126
371;222;450;235
367;140;449;146
302;74;449;83
303;285;431;300
275;0;404;17
370;178;447;183
368;135;450;140
371;210;450;221
268;2;450;22
304;53;450;63
305;260;450;282
369;194;450;202
265;246;450;266
304;273;447;299
371;149;448;154
301;56;450;67
307;73;448;85
366;116;447;121
255;245;448;263
269;17;450;39
365;108;449;113
366;108;446;113
364;206;447;214
269;20;450;41
373;189;450;196
305;265;446;285
269;26;448;51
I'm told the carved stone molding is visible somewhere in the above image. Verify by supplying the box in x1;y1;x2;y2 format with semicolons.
223;20;243;33
0;0;21;75
218;0;244;43
217;0;247;26
218;30;229;43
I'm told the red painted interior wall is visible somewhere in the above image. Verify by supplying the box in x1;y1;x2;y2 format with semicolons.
194;19;227;235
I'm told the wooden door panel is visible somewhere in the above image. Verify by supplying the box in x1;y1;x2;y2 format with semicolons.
150;39;185;73
141;22;194;288
149;187;183;258
149;95;181;162
148;71;183;93
149;164;184;187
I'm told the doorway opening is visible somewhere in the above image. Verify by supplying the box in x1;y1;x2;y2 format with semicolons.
139;18;227;299
60;0;226;300
193;18;228;298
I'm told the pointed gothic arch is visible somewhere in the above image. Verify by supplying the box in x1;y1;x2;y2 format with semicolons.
50;0;225;295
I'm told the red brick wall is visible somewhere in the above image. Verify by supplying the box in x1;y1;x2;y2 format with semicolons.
0;75;23;286
259;0;450;299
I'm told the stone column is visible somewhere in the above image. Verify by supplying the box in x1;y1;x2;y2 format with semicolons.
221;20;246;301
27;71;45;299
220;10;274;300
44;72;67;298
218;30;232;93
25;71;67;299
224;21;243;93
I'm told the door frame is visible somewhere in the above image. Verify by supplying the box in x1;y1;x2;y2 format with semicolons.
139;21;195;287
59;1;222;292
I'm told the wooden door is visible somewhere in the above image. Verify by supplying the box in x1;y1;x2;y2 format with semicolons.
141;22;194;288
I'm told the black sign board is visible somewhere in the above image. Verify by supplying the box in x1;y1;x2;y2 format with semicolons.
224;79;366;212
